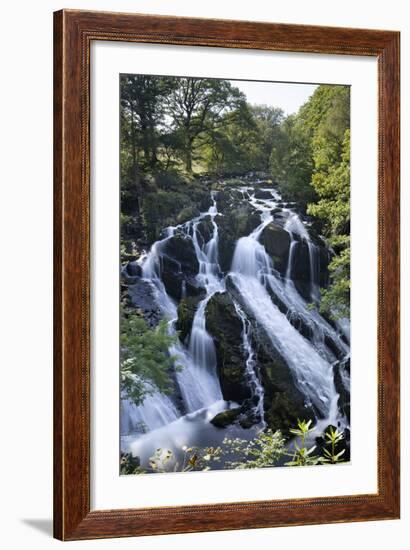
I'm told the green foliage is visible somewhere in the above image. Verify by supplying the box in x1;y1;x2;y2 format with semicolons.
120;453;145;475
222;429;286;469
269;115;315;203
308;129;350;235
308;129;350;318
141;190;189;242
202;104;284;175
319;245;350;319
123;420;348;475
321;426;346;464
141;181;209;242
203;104;261;174
251;105;284;169
120;74;177;172
269;84;350;317
177;206;200;224
120;311;180;405
285;419;322;466
120;75;351;318
166;78;246;172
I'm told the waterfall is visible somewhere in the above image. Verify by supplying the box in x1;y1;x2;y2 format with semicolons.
175;195;225;411
234;301;265;426
230;206;340;421
122;180;350;459
136;196;226;420
285;238;297;280
285;212;320;302
121;390;179;435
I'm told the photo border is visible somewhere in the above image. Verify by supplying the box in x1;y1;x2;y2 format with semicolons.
54;9;400;540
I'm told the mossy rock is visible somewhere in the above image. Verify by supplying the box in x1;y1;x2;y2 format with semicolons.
175;296;202;343
196;216;214;244
228;304;315;433
163;234;199;274
260;222;290;275
254;189;274;200
333;359;350;422
214;190;231;212
177;206;200;225
216;206;261;271
205;292;251;403
264;392;313;433
210;407;242;428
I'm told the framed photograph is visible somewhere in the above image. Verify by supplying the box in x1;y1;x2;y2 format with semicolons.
54;9;400;541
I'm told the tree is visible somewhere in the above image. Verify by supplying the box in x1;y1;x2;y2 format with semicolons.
120;310;180;405
120;75;176;174
203;102;262;174
251;105;284;170
269;84;351;317
308;130;351;318
166;78;246;172
269;114;315;203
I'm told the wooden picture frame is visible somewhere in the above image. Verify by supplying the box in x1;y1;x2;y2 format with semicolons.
54;9;400;541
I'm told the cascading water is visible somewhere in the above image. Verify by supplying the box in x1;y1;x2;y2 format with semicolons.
121;178;350;466
121;391;179;435
285;212;320;302
176;196;225;411
234;301;266;426
230;238;336;420
230;188;346;425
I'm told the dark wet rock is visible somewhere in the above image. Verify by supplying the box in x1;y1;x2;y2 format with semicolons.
230;188;247;201
289;240;311;300
226;285;315;433
333;358;350;422
196;216;214;244
177;206;200;224
161;270;204;302
198;194;214;212
324;334;345;360
318;247;330;287
254;189;274;200
210;407;242;428
205;292;251;403
271;211;288;226
127;279;162;327
290;238;329;298
286;312;315;341
217;206;261;271
260;222;290;275
185;279;206;298
265;392;310;434
214;190;231;212
175;295;202;343
163;234;199;274
159;234;201;300
125;261;142;277
210;402;261;429
270;207;282;215
253;331;315;432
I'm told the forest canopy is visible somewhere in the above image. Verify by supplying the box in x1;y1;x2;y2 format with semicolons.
120;75;350;319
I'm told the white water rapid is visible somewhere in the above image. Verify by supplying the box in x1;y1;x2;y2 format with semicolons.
121;179;350;467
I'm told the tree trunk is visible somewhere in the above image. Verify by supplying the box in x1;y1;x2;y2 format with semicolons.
130;105;140;214
185;149;192;173
185;136;193;173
